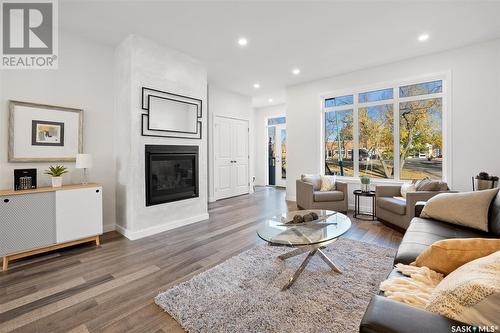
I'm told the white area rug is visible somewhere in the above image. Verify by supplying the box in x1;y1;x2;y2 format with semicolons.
156;237;396;333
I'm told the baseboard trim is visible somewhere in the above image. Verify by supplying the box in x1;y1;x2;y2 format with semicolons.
115;213;210;240
285;195;296;202
103;224;116;232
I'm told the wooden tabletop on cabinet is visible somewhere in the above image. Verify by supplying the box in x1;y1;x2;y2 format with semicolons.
0;183;101;196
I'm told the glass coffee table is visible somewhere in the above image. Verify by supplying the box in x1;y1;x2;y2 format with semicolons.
257;210;351;291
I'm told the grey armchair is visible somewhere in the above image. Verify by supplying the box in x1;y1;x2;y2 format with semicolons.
296;178;348;213
375;185;449;230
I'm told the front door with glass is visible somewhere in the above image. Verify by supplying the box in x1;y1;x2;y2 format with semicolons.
267;117;286;187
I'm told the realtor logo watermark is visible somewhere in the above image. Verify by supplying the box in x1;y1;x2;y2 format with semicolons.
1;0;58;69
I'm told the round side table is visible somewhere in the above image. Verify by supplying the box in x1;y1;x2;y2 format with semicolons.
353;190;376;220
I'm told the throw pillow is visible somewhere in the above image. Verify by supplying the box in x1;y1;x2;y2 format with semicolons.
438;182;449;191
420;188;500;232
301;174;321;191
400;183;416;198
320;175;336;191
426;251;500;326
414;238;500;275
413;178;448;191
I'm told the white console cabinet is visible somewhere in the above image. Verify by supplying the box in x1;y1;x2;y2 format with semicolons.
0;183;102;270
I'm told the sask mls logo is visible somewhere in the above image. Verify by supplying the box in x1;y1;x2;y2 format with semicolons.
1;0;58;69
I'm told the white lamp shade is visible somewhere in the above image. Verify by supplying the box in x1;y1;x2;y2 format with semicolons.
75;154;92;169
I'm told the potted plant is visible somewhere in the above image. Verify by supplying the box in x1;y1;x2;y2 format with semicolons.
360;176;371;193
44;165;68;187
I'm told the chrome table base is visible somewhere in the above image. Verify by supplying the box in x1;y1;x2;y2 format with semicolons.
277;239;342;291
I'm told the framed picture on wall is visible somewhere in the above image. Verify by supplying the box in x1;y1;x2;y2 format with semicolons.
31;120;65;146
8;100;83;162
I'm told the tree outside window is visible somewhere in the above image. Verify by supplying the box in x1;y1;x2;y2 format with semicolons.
399;98;442;180
325;109;353;176
359;104;394;179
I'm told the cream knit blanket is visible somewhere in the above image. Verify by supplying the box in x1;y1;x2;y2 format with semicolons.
379;263;444;308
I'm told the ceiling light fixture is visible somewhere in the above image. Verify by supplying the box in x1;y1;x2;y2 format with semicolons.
418;33;429;42
237;37;248;46
292;68;301;75
253;83;260;89
268;98;273;103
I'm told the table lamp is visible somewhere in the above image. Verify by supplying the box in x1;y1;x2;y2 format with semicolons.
75;154;92;184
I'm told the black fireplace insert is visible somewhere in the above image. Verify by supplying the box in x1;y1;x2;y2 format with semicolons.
145;145;199;206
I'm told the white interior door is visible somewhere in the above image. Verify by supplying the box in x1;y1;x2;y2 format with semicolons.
214;117;233;199
214;116;249;200
232;119;249;196
274;124;287;187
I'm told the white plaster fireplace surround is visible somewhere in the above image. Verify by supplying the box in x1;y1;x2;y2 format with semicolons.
114;35;208;240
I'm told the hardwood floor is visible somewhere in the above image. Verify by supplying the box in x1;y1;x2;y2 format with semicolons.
0;187;403;333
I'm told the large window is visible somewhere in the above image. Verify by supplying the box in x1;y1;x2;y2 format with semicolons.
324;78;444;180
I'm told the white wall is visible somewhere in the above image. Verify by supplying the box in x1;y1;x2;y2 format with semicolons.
114;35;208;240
286;39;500;204
207;86;254;201
0;31;116;231
253;103;287;186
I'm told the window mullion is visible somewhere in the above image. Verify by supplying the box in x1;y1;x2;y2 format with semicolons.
393;85;400;181
353;95;359;178
398;92;444;103
357;99;394;108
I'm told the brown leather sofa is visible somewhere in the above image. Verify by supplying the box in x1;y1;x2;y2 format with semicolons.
376;185;449;230
359;192;500;333
296;177;348;213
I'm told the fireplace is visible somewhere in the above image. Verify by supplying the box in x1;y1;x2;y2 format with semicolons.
145;145;199;206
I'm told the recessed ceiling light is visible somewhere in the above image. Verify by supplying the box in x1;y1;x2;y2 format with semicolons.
268;98;273;103
253;83;260;89
237;37;248;46
292;68;301;75
418;33;429;42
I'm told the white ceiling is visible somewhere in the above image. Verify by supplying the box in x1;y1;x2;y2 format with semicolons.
60;1;500;106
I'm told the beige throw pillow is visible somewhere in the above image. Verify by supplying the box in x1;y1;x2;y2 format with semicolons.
320;175;336;191
426;251;500;326
420;188;499;232
400;183;416;198
301;174;321;191
413;178;448;191
414;238;500;275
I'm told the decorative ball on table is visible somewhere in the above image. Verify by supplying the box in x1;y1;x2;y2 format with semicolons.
289;212;320;224
303;214;314;222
